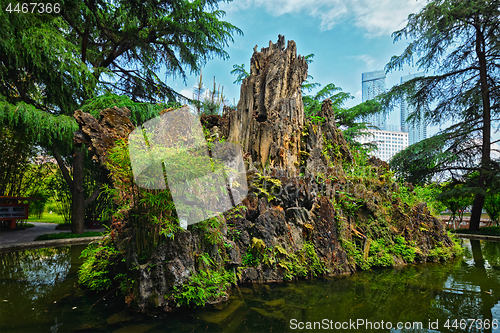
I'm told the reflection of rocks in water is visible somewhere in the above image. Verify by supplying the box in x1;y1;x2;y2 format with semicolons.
112;323;157;333
198;296;245;325
263;298;285;310
106;310;135;326
250;306;286;321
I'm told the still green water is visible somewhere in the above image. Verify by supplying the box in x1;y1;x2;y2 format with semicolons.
1;239;500;332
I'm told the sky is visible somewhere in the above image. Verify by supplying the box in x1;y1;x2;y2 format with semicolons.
168;0;437;133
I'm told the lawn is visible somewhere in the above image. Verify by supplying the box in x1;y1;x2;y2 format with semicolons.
27;212;66;224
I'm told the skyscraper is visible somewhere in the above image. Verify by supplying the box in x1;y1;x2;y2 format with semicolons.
362;70;387;130
400;73;427;145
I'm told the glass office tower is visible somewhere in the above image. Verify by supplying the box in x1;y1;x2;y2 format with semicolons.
362;70;387;130
400;73;427;145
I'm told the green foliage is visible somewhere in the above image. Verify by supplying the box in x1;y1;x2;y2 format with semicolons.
343;236;419;270
46;169;73;224
339;100;384;146
172;268;235;307
301;55;384;147
392;236;416;263
301;53;321;93
389;134;452;186
192;75;228;115
310;115;325;124
484;190;500;225
1;0;242;231
0;10;95;113
0;127;53;197
1;0;242;109
79;242;122;292
437;181;475;227
303;83;351;116
252;173;282;202
394;183;445;216
241;240;328;280
282;242;328;280
79;92;180;126
427;242;458;262
0;103;77;153
230;63;249;85
172;252;235;307
199;217;224;245
382;0;500;227
105;138;182;260
242;250;259;266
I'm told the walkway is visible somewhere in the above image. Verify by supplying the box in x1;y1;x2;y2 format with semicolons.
0;222;105;253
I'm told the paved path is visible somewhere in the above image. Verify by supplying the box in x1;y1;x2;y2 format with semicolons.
0;222;105;252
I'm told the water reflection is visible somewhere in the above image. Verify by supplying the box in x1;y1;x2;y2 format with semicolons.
189;239;500;333
0;240;500;332
0;245;87;332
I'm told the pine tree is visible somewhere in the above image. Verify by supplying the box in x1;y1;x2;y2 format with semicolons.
0;0;242;233
383;0;500;230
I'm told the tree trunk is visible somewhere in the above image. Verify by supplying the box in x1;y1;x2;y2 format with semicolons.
469;193;485;231
71;147;85;234
469;19;491;231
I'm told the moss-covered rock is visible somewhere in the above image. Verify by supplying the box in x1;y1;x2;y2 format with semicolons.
75;35;460;313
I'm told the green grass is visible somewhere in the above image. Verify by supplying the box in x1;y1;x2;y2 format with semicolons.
451;226;500;236
35;231;105;241
27;213;65;224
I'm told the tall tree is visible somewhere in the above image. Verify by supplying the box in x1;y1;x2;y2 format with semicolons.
382;0;500;230
0;0;242;233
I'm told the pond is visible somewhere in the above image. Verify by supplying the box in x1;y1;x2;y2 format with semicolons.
1;239;500;332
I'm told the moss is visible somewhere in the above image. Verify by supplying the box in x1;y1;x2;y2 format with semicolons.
342;235;420;270
171;268;235;307
78;240;124;291
242;241;328;280
428;238;463;262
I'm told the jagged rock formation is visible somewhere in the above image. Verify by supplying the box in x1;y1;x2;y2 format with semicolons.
75;36;459;313
227;35;308;171
74;107;135;165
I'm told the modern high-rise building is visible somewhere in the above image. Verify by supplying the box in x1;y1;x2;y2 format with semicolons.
358;70;411;161
357;129;409;162
400;73;427;145
362;70;387;130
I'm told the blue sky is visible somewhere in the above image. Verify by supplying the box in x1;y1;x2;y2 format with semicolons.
169;0;435;132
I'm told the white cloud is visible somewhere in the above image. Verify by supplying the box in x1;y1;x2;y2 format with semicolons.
350;0;426;37
222;0;426;36
352;54;380;69
179;88;194;100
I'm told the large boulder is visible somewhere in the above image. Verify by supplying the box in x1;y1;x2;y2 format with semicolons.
227;35;308;171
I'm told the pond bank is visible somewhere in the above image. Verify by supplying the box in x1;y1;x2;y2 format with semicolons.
0;236;104;253
0;222;105;253
453;233;500;242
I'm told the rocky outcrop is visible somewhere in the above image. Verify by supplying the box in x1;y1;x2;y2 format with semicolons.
74;107;135;165
227;35;308;171
75;36;460;313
